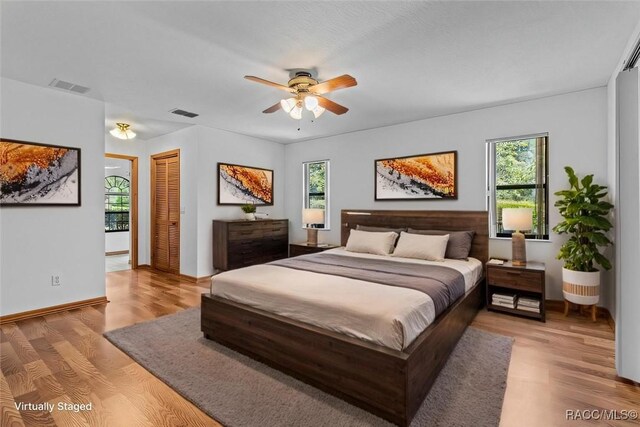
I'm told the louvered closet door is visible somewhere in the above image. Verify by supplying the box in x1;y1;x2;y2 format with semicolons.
151;151;180;274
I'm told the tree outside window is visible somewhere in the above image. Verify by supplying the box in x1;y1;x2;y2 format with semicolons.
489;135;548;239
303;161;329;229
105;175;130;232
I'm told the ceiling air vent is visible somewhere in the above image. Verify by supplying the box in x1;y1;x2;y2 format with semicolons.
48;78;90;94
170;108;199;118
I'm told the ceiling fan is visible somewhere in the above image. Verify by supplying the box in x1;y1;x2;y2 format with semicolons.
244;71;357;120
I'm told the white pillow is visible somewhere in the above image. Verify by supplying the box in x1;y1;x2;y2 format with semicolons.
345;229;398;255
392;231;450;261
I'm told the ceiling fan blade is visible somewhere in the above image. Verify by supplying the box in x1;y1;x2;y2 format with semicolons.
244;76;293;92
262;102;282;114
310;74;357;95
317;96;349;115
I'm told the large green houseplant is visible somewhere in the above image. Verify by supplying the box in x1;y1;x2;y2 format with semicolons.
553;167;613;309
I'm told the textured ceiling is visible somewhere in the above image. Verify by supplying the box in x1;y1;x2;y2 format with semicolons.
2;1;640;144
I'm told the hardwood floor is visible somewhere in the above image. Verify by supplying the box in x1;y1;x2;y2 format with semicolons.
1;269;220;427
1;269;638;426
473;310;640;427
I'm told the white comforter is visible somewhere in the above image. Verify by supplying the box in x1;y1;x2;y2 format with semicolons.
210;248;483;351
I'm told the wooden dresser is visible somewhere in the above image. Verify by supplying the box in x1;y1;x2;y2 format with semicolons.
212;219;288;272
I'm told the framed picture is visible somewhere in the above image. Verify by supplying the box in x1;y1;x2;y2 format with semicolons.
0;138;81;206
375;150;457;200
217;162;274;205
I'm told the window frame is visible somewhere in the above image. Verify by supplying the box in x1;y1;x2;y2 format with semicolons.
105;175;130;233
487;133;549;240
302;160;330;230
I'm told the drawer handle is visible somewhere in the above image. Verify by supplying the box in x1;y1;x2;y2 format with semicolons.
506;272;521;276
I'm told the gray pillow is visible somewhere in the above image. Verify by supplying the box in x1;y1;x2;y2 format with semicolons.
356;225;407;235
407;229;475;260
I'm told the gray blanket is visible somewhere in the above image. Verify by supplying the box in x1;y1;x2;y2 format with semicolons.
269;253;465;316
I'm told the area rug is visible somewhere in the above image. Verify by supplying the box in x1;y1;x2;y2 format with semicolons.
105;308;512;427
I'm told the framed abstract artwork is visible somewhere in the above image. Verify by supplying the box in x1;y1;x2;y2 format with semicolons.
217;162;274;205
0;138;81;206
375;150;457;200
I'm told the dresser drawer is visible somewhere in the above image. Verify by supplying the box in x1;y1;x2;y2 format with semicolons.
487;267;542;292
264;224;288;237
213;219;289;271
228;239;264;253
229;228;266;241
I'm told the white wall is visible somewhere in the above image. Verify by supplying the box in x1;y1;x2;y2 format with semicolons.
195;126;285;277
143;125;285;277
0;78;105;315
105;232;129;253
284;88;609;305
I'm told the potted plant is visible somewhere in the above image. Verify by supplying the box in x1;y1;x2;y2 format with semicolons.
241;203;256;220
553;167;613;313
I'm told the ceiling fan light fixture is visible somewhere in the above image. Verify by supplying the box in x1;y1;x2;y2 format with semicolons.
311;106;326;119
304;95;319;111
289;105;303;120
280;98;296;113
110;122;136;140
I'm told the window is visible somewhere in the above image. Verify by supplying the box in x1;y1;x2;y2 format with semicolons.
105;175;130;232
487;134;548;239
303;160;329;229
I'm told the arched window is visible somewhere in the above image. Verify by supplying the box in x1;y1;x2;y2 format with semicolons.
105;176;130;232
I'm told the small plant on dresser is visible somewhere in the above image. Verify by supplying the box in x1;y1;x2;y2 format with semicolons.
240;203;257;220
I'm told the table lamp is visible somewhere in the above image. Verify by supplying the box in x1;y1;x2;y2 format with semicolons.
302;208;325;246
502;208;533;266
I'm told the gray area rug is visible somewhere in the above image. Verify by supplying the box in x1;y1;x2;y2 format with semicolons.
105;308;512;427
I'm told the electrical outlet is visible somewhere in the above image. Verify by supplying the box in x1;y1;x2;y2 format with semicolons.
51;275;61;286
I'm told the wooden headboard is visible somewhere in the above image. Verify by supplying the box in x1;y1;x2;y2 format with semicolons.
340;209;489;266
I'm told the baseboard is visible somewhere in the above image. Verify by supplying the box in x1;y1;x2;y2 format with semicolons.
180;273;213;285
106;250;129;256
0;296;109;324
136;265;211;284
546;299;615;331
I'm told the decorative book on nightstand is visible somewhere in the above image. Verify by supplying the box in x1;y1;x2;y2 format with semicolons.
289;242;340;257
486;261;546;322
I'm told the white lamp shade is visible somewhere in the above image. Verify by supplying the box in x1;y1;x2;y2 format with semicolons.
311;106;325;118
502;208;533;231
304;96;319;111
303;208;324;225
289;105;303;120
280;98;296;113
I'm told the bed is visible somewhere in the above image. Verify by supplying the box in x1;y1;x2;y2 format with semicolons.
201;210;488;426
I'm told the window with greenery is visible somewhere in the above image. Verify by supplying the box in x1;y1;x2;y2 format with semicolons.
303;160;329;229
488;134;549;239
105;175;130;232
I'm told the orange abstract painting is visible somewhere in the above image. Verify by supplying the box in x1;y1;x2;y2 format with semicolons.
218;163;273;205
0;139;81;205
375;151;457;200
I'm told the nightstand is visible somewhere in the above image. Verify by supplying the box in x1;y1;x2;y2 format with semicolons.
486;261;546;321
289;242;340;257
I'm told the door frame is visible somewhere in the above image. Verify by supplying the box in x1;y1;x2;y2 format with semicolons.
150;149;181;273
105;153;139;269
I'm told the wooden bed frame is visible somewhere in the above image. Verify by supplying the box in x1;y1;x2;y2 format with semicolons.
201;210;488;426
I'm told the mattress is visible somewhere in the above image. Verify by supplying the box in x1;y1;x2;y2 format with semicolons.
210;248;483;351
